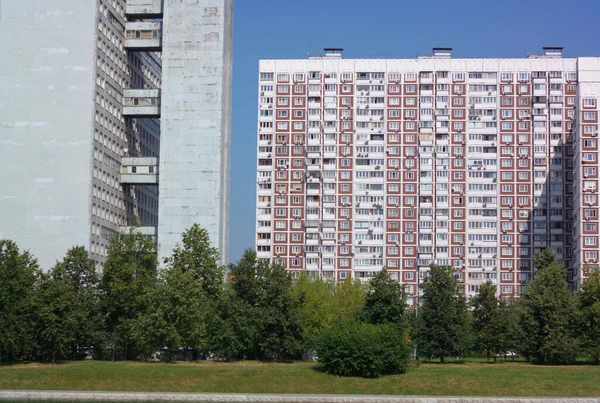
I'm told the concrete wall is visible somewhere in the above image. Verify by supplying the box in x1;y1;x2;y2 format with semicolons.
158;0;233;265
0;0;97;269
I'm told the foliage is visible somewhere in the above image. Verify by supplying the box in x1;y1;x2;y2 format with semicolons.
138;225;224;360
470;281;511;361
135;265;208;360
214;250;304;361
293;273;336;346
205;283;257;360
316;318;412;378
362;268;407;326
293;274;367;348
578;265;600;364
333;277;368;319
251;257;305;361
0;240;40;361
501;297;523;358
416;265;471;362
163;224;223;297
99;231;158;360
35;247;101;362
519;248;578;364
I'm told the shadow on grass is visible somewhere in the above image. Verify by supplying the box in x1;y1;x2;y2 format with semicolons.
417;356;528;365
0;360;71;367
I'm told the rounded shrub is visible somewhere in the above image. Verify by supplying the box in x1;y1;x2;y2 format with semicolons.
316;318;412;378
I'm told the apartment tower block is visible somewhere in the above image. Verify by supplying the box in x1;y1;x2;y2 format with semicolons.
0;0;232;268
256;48;600;301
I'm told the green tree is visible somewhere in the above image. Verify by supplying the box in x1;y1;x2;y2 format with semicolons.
140;225;224;360
55;246;101;358
470;281;510;362
500;297;522;360
35;247;101;362
35;270;78;362
163;224;223;297
136;266;207;361
99;231;157;360
519;248;578;364
254;261;305;361
206;283;257;360
578;265;600;364
416;265;471;362
362;268;407;326
226;250;304;361
332;277;367;320
293;273;336;347
0;240;40;361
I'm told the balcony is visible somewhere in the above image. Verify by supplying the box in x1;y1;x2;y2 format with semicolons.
120;157;158;185
123;89;160;117
125;0;163;18
125;22;162;51
119;225;157;239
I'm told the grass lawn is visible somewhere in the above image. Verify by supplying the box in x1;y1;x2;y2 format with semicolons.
0;359;599;397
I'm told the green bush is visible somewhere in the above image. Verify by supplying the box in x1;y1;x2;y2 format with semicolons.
316;318;412;378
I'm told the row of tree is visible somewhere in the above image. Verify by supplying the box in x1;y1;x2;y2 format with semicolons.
1;228;599;368
414;248;600;365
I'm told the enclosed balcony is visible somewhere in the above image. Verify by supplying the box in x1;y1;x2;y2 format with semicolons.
123;89;160;117
120;157;158;185
125;22;162;51
119;226;157;238
126;0;163;18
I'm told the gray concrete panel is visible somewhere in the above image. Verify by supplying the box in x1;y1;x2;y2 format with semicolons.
0;0;98;269
157;0;232;265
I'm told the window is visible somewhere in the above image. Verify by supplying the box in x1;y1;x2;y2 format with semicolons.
453;72;464;81
584;98;597;107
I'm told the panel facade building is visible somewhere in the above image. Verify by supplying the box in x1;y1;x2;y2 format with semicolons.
0;0;232;269
256;48;600;301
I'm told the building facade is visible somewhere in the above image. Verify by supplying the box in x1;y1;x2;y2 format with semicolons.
256;48;600;300
0;0;232;269
157;0;233;265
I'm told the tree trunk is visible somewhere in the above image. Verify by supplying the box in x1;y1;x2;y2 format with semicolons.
440;355;444;363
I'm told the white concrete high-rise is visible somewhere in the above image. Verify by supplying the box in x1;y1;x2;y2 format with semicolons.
0;0;232;269
256;48;599;300
157;0;233;265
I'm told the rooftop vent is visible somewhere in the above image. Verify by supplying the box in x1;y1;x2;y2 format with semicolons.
528;46;563;59
432;47;453;58
543;46;563;56
323;47;344;59
309;48;344;60
419;47;453;59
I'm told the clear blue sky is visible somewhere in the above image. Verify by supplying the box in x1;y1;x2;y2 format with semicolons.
227;0;600;263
